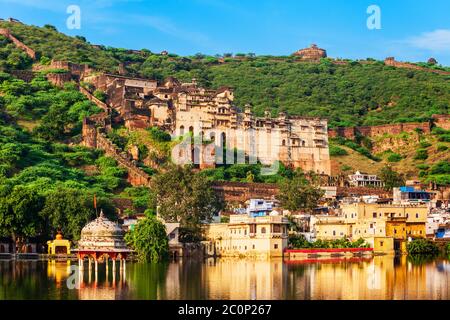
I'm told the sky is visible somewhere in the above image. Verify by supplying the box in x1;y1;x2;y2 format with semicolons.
1;0;450;65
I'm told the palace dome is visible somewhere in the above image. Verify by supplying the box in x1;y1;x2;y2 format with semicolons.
77;210;128;251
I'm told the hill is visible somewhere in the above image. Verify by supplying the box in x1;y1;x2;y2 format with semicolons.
0;21;449;128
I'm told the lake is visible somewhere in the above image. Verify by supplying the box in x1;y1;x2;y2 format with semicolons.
1;256;450;300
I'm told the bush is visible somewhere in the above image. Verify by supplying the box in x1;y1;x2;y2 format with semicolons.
406;239;439;255
288;236;369;249
437;144;448;152
416;164;429;170
414;149;428;160
329;145;348;156
419;141;432;148
387;153;403;163
124;215;169;262
148;127;171;142
93;89;107;102
438;134;450;143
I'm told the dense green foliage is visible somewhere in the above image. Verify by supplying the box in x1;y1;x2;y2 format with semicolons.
331;137;380;161
422;161;450;186
125;214;169;262
1;21;449;128
200;162;294;184
289;235;369;249
152;165;223;242
406;239;440;255
0;69;125;242
329;144;348;157
0;35;33;71
378;166;405;190
277;171;324;213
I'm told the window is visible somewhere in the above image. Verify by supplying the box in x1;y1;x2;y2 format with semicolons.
274;244;278;249
252;245;255;249
373;213;377;218
380;241;384;247
333;231;336;236
261;227;266;234
416;213;419;219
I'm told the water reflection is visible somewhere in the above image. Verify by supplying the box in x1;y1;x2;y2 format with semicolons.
1;256;450;300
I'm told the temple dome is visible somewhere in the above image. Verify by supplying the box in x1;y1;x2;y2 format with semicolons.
77;210;129;251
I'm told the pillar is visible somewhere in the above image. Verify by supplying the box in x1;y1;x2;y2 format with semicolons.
79;257;84;271
105;256;109;281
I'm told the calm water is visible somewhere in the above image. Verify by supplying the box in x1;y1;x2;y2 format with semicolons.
1;256;450;300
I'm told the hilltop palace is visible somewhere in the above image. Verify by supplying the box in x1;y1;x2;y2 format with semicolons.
83;73;331;175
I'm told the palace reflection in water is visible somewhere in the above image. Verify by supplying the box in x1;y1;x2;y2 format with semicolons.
1;256;450;300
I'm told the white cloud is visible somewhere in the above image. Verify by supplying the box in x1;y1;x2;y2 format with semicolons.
406;29;450;53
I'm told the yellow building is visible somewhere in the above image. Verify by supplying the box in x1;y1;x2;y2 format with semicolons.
314;216;352;240
315;203;428;254
47;232;71;255
203;214;289;258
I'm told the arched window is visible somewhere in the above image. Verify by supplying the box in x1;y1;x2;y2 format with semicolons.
179;125;185;136
261;227;266;234
282;139;286;146
302;141;306;147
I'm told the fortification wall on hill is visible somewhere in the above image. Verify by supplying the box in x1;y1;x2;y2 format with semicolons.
433;114;450;131
95;131;152;186
211;181;389;203
79;86;109;111
9;70;35;82
329;121;436;139
384;57;450;76
49;60;93;80
46;72;72;87
212;181;279;203
0;28;36;59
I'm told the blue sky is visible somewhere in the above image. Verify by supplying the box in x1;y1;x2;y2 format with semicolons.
1;0;450;65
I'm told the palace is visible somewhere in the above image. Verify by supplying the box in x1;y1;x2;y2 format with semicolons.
83;73;331;174
203;213;289;258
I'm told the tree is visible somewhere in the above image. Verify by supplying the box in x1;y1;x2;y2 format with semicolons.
277;171;324;213
0;185;44;252
407;239;439;255
378;165;405;190
152;165;223;242
39;187;96;241
125;214;169;262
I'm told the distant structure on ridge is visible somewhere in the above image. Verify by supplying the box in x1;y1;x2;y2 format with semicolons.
293;44;327;61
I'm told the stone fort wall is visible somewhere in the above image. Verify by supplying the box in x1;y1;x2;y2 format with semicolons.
0;28;36;60
385;57;450;76
327;119;449;140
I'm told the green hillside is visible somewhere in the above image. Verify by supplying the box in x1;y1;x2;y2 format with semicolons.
0;21;449;128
